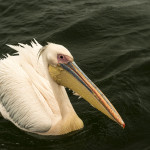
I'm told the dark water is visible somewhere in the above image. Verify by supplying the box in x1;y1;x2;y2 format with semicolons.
0;0;150;149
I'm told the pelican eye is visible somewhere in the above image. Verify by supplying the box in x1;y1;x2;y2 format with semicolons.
60;55;64;59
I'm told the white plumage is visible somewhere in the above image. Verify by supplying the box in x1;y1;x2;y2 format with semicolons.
0;40;61;134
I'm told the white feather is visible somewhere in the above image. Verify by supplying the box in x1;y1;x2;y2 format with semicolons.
0;40;83;135
0;41;60;133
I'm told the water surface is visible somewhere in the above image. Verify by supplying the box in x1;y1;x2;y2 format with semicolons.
0;0;150;150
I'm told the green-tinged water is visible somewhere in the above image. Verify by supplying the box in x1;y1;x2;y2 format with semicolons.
0;0;150;150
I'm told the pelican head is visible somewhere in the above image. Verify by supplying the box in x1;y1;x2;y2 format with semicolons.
40;43;125;129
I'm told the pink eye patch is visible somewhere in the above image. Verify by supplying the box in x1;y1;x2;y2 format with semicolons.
57;54;73;64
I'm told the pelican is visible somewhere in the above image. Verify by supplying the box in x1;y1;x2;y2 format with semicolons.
0;40;125;135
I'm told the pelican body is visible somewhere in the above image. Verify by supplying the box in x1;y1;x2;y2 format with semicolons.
0;40;125;135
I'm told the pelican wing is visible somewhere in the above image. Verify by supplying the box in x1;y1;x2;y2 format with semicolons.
0;41;59;133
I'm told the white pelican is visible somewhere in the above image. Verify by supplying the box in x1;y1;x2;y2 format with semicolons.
0;40;125;135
